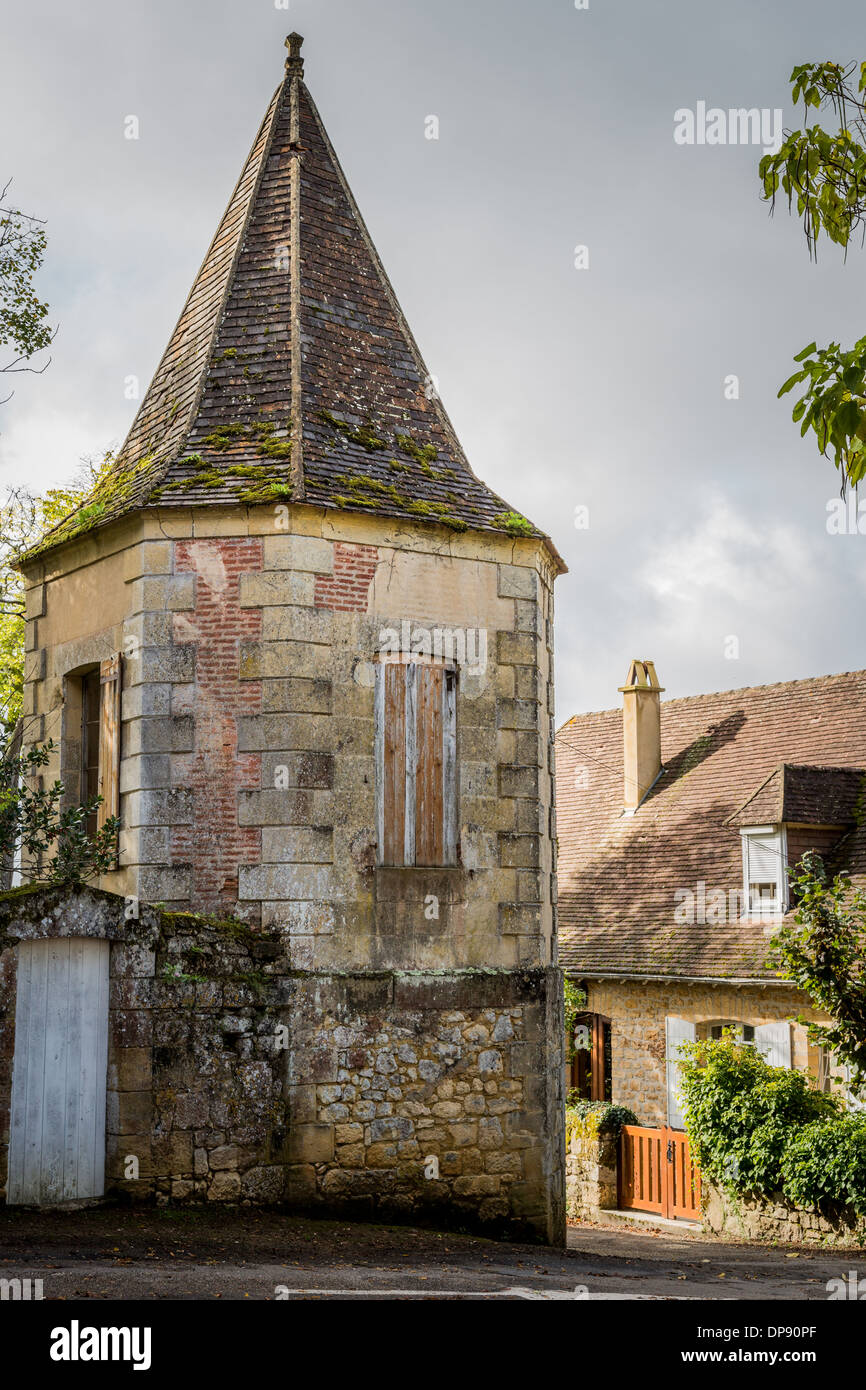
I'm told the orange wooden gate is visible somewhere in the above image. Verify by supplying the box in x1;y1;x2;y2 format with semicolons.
618;1125;701;1221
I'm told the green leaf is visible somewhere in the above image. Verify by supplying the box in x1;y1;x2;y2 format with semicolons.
779;371;806;396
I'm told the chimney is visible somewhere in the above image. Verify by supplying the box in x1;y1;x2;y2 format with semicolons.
619;660;664;813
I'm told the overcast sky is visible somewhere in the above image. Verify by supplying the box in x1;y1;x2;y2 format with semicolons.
2;0;865;716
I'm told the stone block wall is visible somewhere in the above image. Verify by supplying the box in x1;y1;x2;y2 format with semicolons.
22;509;558;965
0;891;288;1206
286;968;563;1239
704;1182;866;1248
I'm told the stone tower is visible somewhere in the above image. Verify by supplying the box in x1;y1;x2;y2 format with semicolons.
4;36;566;1242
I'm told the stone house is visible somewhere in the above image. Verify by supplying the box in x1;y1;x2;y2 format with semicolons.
0;35;566;1243
556;661;866;1127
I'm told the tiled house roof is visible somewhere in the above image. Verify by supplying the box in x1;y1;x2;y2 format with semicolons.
726;763;866;828
32;35;547;560
556;670;866;981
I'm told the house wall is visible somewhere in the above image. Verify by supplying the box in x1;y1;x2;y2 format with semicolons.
584;978;826;1126
15;506;564;1242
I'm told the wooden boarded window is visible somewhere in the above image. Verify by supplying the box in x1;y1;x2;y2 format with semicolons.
96;654;122;855
376;660;457;867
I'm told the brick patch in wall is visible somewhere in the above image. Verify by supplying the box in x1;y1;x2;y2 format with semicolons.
171;538;264;911
314;542;378;612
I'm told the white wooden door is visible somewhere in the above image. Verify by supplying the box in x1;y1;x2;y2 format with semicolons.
7;938;110;1205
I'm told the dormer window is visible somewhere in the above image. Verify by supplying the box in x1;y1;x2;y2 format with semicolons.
740;825;787;918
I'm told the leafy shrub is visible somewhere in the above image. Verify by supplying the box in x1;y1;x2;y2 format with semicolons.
781;1115;866;1214
565;1099;637;1140
678;1033;837;1194
0;740;119;886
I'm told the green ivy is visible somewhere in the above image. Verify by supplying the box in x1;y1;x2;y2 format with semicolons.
759;60;866;489
0;740;120;886
678;1032;839;1199
781;1115;866;1215
770;851;866;1088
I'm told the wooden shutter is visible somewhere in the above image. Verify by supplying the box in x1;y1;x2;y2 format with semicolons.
415;664;444;866
569;1014;591;1099
665;1016;696;1129
96;654;121;845
379;663;407;866
376;661;457;867
754;1021;791;1069
590;1014;610;1101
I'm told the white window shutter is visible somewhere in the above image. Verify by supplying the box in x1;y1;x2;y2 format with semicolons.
665;1016;696;1130
754;1021;791;1068
748;835;778;880
742;828;785;914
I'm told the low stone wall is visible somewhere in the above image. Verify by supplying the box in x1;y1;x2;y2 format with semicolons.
704;1182;866;1248
564;1117;618;1221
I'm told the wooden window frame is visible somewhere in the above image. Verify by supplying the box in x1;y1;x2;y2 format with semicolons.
375;654;458;868
708;1021;756;1045
568;1012;611;1102
63;655;122;865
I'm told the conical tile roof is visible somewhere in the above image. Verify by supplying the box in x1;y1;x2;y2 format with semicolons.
34;36;554;557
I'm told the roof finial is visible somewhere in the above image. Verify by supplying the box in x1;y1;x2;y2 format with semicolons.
285;32;304;76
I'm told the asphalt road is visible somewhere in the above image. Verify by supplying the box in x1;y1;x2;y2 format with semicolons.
1;1207;862;1300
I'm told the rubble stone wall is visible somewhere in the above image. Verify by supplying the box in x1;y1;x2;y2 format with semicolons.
704;1182;866;1248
